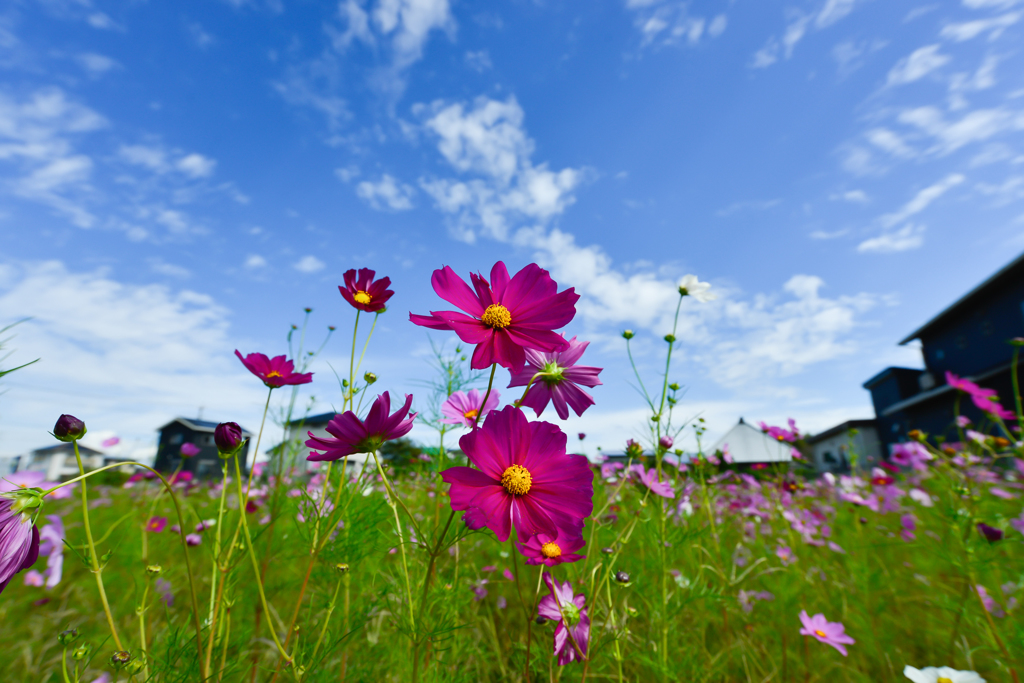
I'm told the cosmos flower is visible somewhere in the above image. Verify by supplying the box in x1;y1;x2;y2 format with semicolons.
215;422;244;455
798;611;855;656
235;350;313;389
0;471;73;500
339;268;394;313
180;443;201;458
441;406;594;542
156;578;174;607
890;442;933;471
517;526;587;566
903;666;985;683
537;572;590;665
409;262;579;372
507;336;602;420
185;533;202;546
307;392;416;461
440;389;501;428
146;517;167;533
23;515;64;589
977;522;1003;543
946;372;1015;420
0;494;41;595
677;274;716;302
630;465;675;499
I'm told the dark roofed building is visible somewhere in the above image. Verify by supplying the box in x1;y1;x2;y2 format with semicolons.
863;251;1024;456
154;418;253;479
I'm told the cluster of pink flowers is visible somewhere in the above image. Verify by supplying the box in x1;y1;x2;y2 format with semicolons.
946;371;1015;420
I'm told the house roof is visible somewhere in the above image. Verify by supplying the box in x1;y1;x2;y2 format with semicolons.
158;418;253;435
30;443;103;456
710;420;793;463
879;360;1012;416
806;419;877;444
286;412;336;428
899;250;1024;345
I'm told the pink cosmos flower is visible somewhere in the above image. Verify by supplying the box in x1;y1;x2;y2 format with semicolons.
798;610;855;656
776;544;797;566
507;336;603;420
409;262;579;372
537;572;589;665
517;527;586;566
946;371;1016;420
339;268;394;313
441;406;594;542
630;464;675;498
185;533;202;546
180;443;201;458
900;514;917;542
35;515;65;589
156;577;173;607
0;471;73;500
739;590;774;613
760;420;799;443
235;350;313;389
0;497;40;595
146;517;167;533
306;392;417;461
440;389;501;428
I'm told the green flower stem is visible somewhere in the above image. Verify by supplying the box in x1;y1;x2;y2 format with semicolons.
309;574;345;666
474;364;497;428
514;370;546;407
371;450;416;637
410;506;455;683
204;461;230;675
217;601;232;683
232;452;292;663
347;309;361;410
60;647;71;683
243;386;274;500
72;440;124;651
136;581;151;681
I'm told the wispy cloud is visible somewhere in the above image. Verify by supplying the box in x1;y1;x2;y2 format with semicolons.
857;224;926;253
752;0;863;68
294;255;326;273
886;44;950;86
355;174;416;210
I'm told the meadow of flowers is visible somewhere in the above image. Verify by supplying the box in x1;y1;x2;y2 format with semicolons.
1;262;1022;683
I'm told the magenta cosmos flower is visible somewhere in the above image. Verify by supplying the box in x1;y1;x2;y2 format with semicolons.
339;268;394;313
441;406;594;542
507;336;602;420
235;350;313;389
180;442;201;458
306;392;417;461
799;610;855;656
0;494;41;595
440;389;501;428
517;527;586;566
409;262;579;372
946;371;1015;420
537;572;589;665
0;471;74;500
631;464;675;498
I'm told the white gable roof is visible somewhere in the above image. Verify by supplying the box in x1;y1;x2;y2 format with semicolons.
710;420;792;463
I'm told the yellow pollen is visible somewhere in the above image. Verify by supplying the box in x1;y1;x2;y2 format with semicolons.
814;630;826;638
937;679;953;683
353;290;372;305
265;371;283;378
463;409;479;419
500;464;532;496
540;542;562;558
481;304;512;330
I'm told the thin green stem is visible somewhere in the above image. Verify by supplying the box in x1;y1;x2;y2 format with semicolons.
348;309;361;410
204;461;230;675
371;450;416;637
309;575;345;666
73;440;123;650
137;581;151;681
60;648;71;683
475;364;497;428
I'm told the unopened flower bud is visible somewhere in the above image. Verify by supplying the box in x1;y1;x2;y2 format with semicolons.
992;436;1010;449
72;644;91;661
535;615;547;625
625;440;644;458
110;651;133;670
668;383;679;391
621;330;634;340
615;571;631;585
663;334;676;343
53;414;87;442
57;628;79;646
304;307;312;313
215;422;244;458
126;658;145;675
601;547;614;555
1011;337;1024;347
907;429;924;442
180;442;201;458
334;563;350;574
146;565;162;576
328;325;336;331
659;436;674;450
363;372;377;385
977;522;1004;543
3;486;44;516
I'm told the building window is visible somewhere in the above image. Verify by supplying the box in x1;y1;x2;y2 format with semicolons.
823;451;837;464
170;434;183;445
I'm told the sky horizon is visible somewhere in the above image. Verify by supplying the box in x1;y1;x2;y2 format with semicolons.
2;0;1023;463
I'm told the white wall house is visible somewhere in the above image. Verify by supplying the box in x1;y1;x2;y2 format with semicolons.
806;419;882;473
16;443;132;481
709;418;793;463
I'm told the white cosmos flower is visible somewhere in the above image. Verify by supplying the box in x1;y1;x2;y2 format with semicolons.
903;666;985;683
678;274;715;302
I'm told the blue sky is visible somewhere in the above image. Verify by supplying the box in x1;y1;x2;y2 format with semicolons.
2;0;1023;462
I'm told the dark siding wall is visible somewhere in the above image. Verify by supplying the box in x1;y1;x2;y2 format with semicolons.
154;422;251;478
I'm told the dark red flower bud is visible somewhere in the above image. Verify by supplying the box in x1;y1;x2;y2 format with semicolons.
977;522;1004;543
215;422;244;457
53;414;87;442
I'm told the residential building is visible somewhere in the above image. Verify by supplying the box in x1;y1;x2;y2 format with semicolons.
709;418;793;464
805;419;882;474
16;443;131;481
153;418;253;479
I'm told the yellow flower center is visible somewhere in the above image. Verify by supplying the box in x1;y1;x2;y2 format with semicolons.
500;464;532;496
265;371;283;378
481;304;512;330
463;409;479;419
540;542;562;558
937;679;952;683
353;290;372;305
814;630;826;638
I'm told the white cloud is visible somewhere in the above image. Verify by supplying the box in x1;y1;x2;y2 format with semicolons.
857;224;926;253
118;144;166;171
886;44;950;85
880;174;965;227
816;0;858;28
948;54;999;109
625;2;725;47
865;128;917;158
754;0;862;67
831;189;869;203
149;258;191;278
244;254;267;269
940;11;1021;41
355;173;416;210
976;175;1024;205
417;96;584;242
86;13;119;30
963;0;1022;7
897;106;1024;154
464;50;492;72
77;52;119;76
708;15;728;37
751;39;780;68
0;262;268;460
335;165;360;182
176;153;216;178
294;255;325;273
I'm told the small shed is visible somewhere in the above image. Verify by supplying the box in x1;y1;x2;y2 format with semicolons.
153;418;253;479
709;418;793;464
